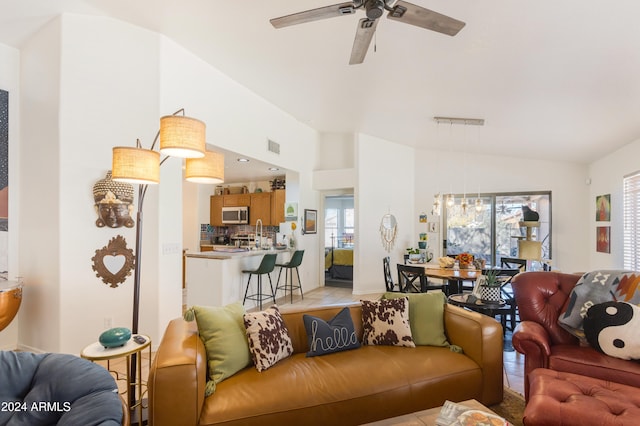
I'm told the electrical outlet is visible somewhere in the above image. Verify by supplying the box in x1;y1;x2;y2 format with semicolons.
162;243;180;255
104;317;112;329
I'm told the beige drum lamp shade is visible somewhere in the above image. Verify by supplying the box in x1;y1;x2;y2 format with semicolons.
159;115;206;158
185;151;225;184
112;147;160;184
518;240;542;261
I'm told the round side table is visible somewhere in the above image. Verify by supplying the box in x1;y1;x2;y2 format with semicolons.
447;293;510;335
81;334;151;425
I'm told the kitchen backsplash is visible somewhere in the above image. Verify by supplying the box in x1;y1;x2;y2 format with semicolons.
200;224;215;242
200;223;279;244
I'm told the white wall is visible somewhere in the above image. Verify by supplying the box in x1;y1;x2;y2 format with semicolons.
10;14;320;354
0;43;20;349
316;132;355;170
413;148;590;273
18;17;64;353
355;133;415;294
588;138;640;269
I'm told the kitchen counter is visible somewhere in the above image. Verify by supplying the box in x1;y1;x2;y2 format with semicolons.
189;247;290;259
184;248;294;308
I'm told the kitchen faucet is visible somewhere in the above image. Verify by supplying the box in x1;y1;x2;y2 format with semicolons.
255;219;263;249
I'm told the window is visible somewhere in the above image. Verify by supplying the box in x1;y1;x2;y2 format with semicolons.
325;208;338;248
624;171;640;270
444;192;551;267
324;195;354;249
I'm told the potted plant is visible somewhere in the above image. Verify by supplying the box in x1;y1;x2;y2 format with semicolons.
479;269;502;303
406;248;421;263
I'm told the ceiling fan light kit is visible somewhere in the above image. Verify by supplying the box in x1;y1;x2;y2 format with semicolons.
270;0;465;64
366;0;385;19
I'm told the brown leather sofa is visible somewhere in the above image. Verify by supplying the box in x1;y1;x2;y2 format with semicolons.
148;303;504;426
512;271;640;400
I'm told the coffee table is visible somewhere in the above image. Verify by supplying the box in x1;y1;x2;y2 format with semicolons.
363;399;497;425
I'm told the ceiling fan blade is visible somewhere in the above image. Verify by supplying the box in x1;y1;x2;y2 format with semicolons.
349;18;378;65
387;0;465;36
271;2;357;28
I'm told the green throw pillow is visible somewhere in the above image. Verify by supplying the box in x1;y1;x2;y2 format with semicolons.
183;302;252;396
382;292;449;347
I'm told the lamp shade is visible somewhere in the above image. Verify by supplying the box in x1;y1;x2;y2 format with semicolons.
185;151;224;184
518;240;542;261
112;147;160;184
159;115;205;158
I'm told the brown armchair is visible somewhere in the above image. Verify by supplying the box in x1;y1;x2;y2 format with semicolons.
511;271;640;399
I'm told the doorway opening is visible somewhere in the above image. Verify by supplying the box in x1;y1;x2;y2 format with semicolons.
324;194;354;288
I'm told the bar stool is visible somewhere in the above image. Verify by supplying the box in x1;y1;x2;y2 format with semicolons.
242;253;277;310
275;250;304;303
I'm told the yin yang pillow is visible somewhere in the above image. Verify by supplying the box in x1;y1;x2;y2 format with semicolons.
584;301;640;360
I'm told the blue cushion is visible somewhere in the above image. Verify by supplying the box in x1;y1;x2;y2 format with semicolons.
0;351;122;425
303;307;360;357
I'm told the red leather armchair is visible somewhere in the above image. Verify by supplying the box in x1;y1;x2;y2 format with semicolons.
512;271;640;400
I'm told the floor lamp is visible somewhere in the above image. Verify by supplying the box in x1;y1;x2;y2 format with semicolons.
111;109;224;422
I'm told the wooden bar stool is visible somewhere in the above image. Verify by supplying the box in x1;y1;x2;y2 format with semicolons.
242;253;277;310
275;250;304;303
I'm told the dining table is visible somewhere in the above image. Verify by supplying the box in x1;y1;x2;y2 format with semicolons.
406;263;519;295
417;264;481;294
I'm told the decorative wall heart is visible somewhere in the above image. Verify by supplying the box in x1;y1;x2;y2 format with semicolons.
92;235;135;288
103;254;126;276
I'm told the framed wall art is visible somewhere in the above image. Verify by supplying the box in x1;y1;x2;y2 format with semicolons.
302;209;317;234
0;89;8;279
596;194;610;221
596;226;610;253
285;202;298;220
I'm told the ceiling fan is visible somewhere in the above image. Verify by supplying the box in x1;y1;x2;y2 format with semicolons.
270;0;465;65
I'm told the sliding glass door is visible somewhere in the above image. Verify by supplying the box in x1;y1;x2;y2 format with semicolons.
444;192;551;267
444;196;493;263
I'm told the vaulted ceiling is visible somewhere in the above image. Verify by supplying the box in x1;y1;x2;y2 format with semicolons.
3;0;640;167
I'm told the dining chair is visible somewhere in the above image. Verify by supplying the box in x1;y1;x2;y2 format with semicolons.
500;257;527;272
383;257;400;292
396;264;446;293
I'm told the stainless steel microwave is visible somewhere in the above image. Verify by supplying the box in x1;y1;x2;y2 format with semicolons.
222;206;249;224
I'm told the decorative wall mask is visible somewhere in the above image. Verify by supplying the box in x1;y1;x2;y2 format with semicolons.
93;171;135;228
92;235;135;288
380;213;398;253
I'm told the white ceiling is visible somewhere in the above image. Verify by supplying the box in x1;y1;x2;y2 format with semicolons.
3;0;640;170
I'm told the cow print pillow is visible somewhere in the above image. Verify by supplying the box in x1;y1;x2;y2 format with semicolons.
244;305;294;372
361;298;415;348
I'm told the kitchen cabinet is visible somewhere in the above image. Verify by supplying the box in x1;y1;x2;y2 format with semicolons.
223;194;250;207
250;192;271;224
210;190;285;226
270;189;286;225
210;195;223;226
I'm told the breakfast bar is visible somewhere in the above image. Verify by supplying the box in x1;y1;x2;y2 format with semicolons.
184;248;292;308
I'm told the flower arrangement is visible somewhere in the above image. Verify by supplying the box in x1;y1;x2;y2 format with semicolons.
456;252;474;268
